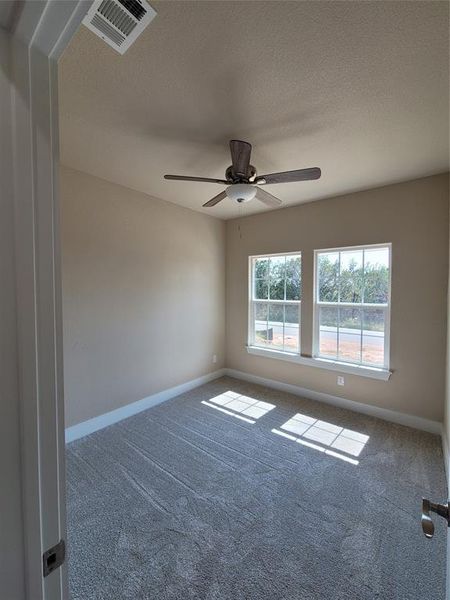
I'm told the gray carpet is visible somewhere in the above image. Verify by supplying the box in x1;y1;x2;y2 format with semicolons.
67;376;446;600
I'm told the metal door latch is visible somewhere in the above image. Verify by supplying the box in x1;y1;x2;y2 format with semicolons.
43;539;65;577
421;498;450;539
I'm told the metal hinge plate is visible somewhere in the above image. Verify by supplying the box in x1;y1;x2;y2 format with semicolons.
43;539;65;577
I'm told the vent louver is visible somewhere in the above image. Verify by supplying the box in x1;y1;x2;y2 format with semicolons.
82;0;156;54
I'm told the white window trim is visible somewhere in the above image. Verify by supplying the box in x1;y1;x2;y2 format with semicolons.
246;346;391;381
312;242;392;371
248;251;302;355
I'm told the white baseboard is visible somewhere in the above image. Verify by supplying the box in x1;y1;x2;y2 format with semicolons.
65;368;226;443
225;368;442;435
66;365;443;443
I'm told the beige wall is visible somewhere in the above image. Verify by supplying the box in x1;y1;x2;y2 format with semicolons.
61;166;226;427
226;174;449;423
62;169;449;427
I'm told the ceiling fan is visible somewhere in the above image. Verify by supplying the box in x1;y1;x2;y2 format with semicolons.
164;140;321;208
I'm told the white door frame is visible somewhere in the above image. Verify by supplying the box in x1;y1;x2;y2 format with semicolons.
7;1;91;598
4;2;449;600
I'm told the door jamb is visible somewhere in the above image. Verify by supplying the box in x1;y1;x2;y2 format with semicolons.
9;2;91;597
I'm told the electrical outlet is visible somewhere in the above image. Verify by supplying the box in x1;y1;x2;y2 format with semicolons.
337;376;345;386
212;354;217;364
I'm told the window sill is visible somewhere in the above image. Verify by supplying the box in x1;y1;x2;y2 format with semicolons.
246;346;391;381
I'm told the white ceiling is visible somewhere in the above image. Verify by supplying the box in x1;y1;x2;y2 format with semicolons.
59;0;449;219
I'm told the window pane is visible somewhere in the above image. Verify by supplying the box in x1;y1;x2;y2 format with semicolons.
339;250;363;303
254;258;269;300
319;306;338;358
318;252;339;302
363;247;390;304
338;307;361;362
254;258;269;279
315;246;390;367
254;279;268;300
268;304;284;350
286;256;301;301
284;305;299;352
253;302;268;348
269;256;286;300
362;309;385;365
251;253;301;355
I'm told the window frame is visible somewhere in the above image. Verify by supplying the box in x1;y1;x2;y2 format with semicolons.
313;243;392;370
248;251;302;356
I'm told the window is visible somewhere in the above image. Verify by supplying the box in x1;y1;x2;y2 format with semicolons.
249;253;301;354
314;244;391;369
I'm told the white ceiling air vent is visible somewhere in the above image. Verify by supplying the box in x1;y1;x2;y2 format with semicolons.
82;0;156;54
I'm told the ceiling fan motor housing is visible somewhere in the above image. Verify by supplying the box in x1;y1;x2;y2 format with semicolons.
226;165;257;183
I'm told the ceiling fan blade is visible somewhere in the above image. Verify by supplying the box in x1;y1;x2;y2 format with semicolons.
229;140;252;177
164;174;228;184
255;187;282;207
256;167;321;185
203;190;227;207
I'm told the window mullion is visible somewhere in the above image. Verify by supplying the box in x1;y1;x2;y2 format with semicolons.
362;248;365;304
250;299;253;345
361;250;365;364
338;251;341;303
337;253;341;359
337;306;340;360
252;259;256;301
383;304;389;369
299;301;302;354
360;307;363;365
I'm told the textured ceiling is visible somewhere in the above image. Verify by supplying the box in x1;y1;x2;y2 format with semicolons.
0;1;19;31
59;0;449;219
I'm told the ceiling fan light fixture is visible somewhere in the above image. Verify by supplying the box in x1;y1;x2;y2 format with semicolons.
226;184;257;203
